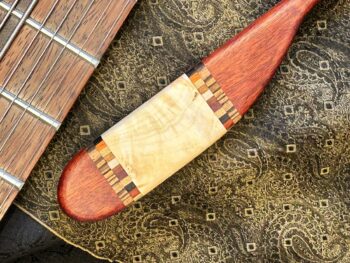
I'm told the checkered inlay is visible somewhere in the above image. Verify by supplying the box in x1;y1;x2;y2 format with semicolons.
187;64;241;129
87;137;141;205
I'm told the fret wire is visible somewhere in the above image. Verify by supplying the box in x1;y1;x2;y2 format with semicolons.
0;0;78;131
0;0;114;210
0;0;96;202
0;0;129;210
40;0;115;115
0;0;63;212
0;168;24;190
19;0;97;125
0;1;100;67
0;0;19;30
0;0;60;95
0;0;37;61
0;0;82;175
0;114;37;208
0;86;61;129
49;0;134;121
3;0;113;178
0;0;95;131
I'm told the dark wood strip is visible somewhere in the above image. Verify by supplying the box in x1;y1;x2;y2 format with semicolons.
0;102;55;178
0;0;136;221
0;178;18;219
0;25;94;120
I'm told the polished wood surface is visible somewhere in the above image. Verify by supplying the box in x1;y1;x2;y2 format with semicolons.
58;149;125;222
58;0;320;222
0;0;137;220
203;0;320;115
59;74;228;221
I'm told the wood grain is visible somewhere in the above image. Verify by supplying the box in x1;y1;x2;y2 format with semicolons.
58;149;125;222
28;0;137;58
0;0;136;220
58;0;320;221
0;179;17;219
0;25;94;120
59;74;228;221
0;99;56;177
203;0;320;115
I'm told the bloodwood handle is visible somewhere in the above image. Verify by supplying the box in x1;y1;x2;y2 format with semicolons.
58;0;320;222
203;0;320;115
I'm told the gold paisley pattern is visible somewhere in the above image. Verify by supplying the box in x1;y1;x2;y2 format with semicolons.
15;0;350;262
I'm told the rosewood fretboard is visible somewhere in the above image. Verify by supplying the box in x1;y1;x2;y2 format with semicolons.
0;0;136;220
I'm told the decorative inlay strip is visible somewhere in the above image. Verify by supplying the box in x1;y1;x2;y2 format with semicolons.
0;1;100;67
87;137;142;206
187;64;242;130
0;168;24;190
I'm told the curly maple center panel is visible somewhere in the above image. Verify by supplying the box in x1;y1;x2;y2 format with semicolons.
101;72;228;198
11;0;350;262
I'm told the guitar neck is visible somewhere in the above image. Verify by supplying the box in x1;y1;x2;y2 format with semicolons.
0;0;136;220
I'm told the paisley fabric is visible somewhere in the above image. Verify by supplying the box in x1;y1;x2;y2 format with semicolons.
11;0;350;262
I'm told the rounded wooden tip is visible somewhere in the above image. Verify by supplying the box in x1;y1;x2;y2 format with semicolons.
58;149;125;221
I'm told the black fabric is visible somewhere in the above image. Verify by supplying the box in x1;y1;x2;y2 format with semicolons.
0;0;349;262
0;207;99;263
0;207;60;262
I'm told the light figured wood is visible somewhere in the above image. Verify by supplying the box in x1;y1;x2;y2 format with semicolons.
58;74;229;221
58;0;320;222
103;75;227;195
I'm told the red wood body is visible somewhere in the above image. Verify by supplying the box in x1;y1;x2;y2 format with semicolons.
58;0;320;221
203;0;319;115
58;150;125;221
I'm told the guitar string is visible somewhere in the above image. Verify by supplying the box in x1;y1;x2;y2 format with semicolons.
32;0;132;179
0;0;81;209
0;0;61;210
0;0;78;126
93;0;135;60
0;0;129;210
4;0;125;147
43;0;132;119
0;0;130;157
0;0;19;30
0;0;60;100
0;0;95;154
0;0;112;211
0;0;94;211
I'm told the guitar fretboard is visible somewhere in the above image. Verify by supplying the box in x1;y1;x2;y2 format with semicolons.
0;0;136;220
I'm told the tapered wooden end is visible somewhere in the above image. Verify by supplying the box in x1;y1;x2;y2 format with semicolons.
57;0;320;222
203;0;319;115
58;149;125;221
